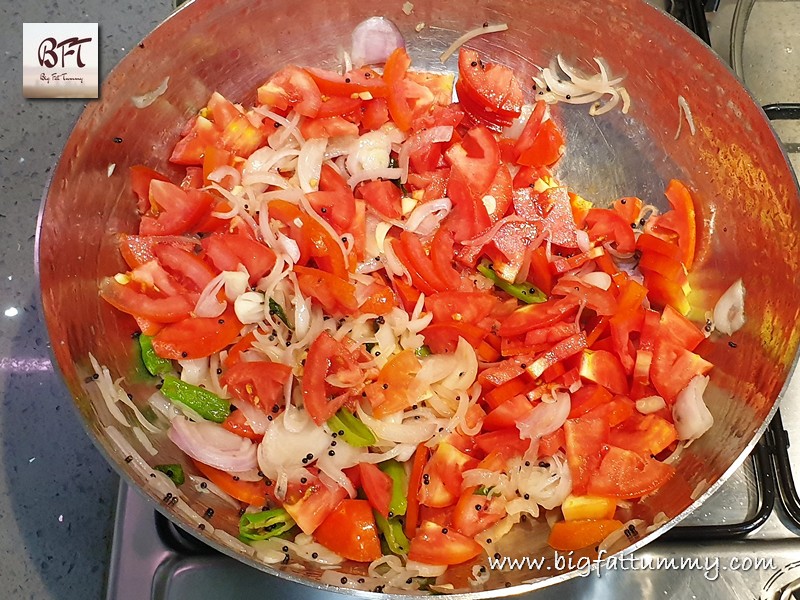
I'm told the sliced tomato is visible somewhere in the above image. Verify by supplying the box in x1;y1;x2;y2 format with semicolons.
453;488;506;538
430;227;463;291
457;49;523;122
405;444;430;538
527;333;588;379
483;377;533;410
366;349;422;418
610;414;678;457
152;244;215;292
548;519;624;552
302;331;363;425
222;409;263;441
202;233;277;285
659;304;705;351
585;208;636;254
221;360;292;409
151;308;242;359
499;297;577;337
257;66;322;117
564;415;610;495
408;520;484;565
422;322;488;354
650;340;713;402
139;181;214;236
483;395;534;431
306;164;355;234
588;446;675;499
130;165;170;213
653;179;697;269
474;429;529;456
445;125;501;197
426;292;497;325
358;283;396;316
513;101;547;158
306;66;389;98
315;95;363;118
118;234;198;270
294;265;358;315
284;481;348;535
361;97;390;130
398;231;453;292
383;48;414;131
170;115;221;165
517;119;565;168
358;463;393;519
313;499;382;562
513;186;579;248
99;277;193;323
192;460;270;506
613;196;644;225
579;350;629;396
419;443;477;508
445;167;493;242
300;115;360;139
568;384;613;419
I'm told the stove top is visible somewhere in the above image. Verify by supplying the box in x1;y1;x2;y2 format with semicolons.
105;1;800;598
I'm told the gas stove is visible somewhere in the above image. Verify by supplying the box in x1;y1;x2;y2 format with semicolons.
104;1;800;598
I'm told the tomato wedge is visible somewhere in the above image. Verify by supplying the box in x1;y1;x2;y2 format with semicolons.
408;520;484;565
588;446;676;499
151;308;242;359
314;499;382;562
302;331;363;425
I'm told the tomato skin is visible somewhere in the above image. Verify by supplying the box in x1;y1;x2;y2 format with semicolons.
294;265;358;315
151;308;242;360
446;167;493;242
513;101;547;158
653;179;697;269
588;446;676;499
221;361;292;409
548;519;624;551
314;499;382;562
367;349;421;418
119;234;198;270
359;463;393;518
258;66;322;117
517;119;566;167
170;115;221;165
585;208;636;254
610;414;677;457
140;182;214;236
422;322;488;354
306;66;389;98
306;164;355;234
130;165;170;213
475;429;530;456
445;125;501;197
154;243;216;291
284;481;349;535
483;395;534;431
398;231;454;293
404;444;430;538
408;520;484;565
202;233;277;286
222;410;263;441
579;350;629;396
457;49;523;121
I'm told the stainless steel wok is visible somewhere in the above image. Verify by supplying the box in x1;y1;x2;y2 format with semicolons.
36;0;800;595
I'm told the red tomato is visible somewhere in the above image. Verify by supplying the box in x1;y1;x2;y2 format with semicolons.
300;115;360;139
302;331;363;425
202;233;277;285
588;446;676;499
517;119;566;167
513;101;547;157
483;377;533;410
445;125;501;197
219;114;268;158
314;499;382;562
358;283;396;316
398;231;454;293
457;49;523;122
422;322;488;354
257;66;322;117
358;180;402;219
548;519;624;551
613;196;644;225
366;349;421;418
118;234;197;270
478;355;534;388
475;429;530;456
170;116;220;165
445;166;493;243
408;520;484;565
361;97;390;130
526;333;588;379
130;165;170;213
284;481;349;534
383;48;414;131
206;92;240;128
393;276;422;313
139;181;214;236
306;164;355;234
636;232;683;261
579;350;629;396
358;463;393;518
99;277;193;323
405;444;430;538
426;292;497;325
610;414;678;457
483;395;534;431
221;361;292;409
552;278;618;316
306;66;389;98
564;415;610;495
430;227;463;291
650;340;713;402
151;308;242;360
222;409;262;441
658;304;705;351
453;488;506;538
419;443;477;508
315;95;363;118
193;460;272;506
512;186;579;248
568;383;613;419
294;265;358;315
153;244;216;292
585;208;636;255
653;179;697;269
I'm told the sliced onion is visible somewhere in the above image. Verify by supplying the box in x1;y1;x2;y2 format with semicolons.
351;17;405;68
440;23;508;63
297;138;327;193
675;95;696;140
461;215;528;247
636;395;667;415
131;76;169;108
253;107;305;147
276;233;301;264
404;197;452;235
189;474;240;509
398;126;454;183
168;417;258;472
231;399;271;435
208;165;241;187
580;271;612;291
257;410;331;481
356;404;439;444
673;375;713;442
517;389;570;441
713;279;745;336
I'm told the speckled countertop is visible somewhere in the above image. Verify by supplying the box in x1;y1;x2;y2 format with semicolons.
0;2;170;598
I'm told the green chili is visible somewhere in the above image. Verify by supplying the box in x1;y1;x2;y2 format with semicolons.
139;334;173;376
414;345;432;358
160;375;231;423
375;513;410;556
239;508;295;541
474;485;493;496
154;463;185;486
268;298;293;329
477;262;547;304
379;459;408;517
326;409;376;447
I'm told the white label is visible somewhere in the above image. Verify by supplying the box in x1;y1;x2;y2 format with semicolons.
22;23;99;99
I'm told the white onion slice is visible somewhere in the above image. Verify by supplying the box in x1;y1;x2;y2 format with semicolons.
398;126;454;183
440;23;509;63
168;417;258;472
297;138;327;193
636;396;667;415
347;167;402;189
231;399;272;435
712;279;745;336
208;165;241;187
195;273;228;317
131;77;169;108
517;389;570;441
404;197;452;235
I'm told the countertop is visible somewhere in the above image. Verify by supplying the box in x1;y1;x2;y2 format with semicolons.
0;2;171;598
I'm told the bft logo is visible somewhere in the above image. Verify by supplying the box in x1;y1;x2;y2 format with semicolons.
23;23;99;99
